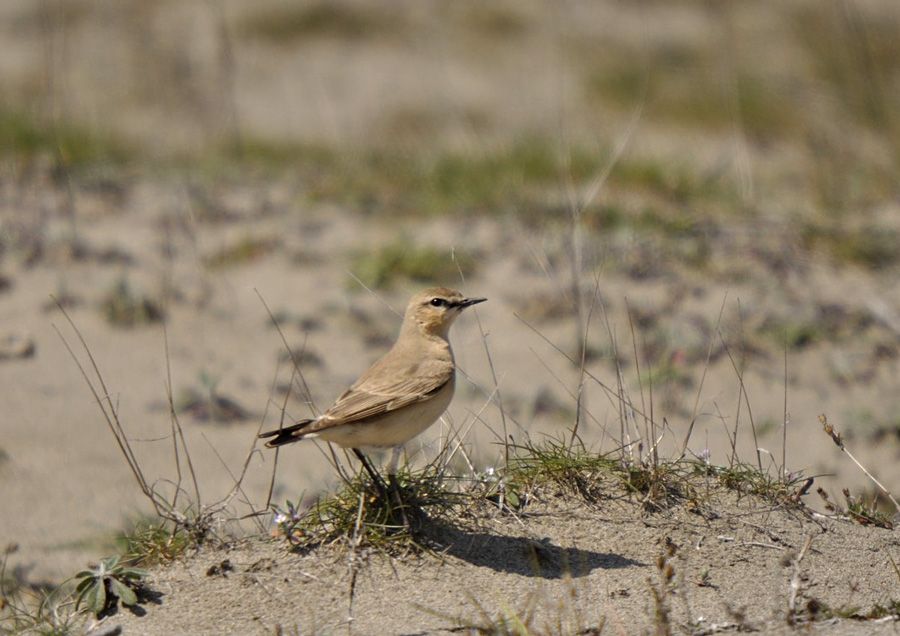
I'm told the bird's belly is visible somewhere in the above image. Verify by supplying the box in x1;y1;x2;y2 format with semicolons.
318;380;454;448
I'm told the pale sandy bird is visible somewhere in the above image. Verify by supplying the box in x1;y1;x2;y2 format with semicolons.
259;287;486;496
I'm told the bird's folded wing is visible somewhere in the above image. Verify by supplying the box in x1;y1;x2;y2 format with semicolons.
314;369;453;428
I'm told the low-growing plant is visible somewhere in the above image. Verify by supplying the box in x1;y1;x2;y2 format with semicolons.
73;556;147;617
116;518;192;566
505;438;619;505
204;236;279;270
350;241;476;289
274;460;462;554
100;278;165;327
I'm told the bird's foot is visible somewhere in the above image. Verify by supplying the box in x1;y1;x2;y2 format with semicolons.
387;474;427;535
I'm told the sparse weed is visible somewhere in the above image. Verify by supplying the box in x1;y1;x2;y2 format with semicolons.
801;223;900;270
0;107;131;167
238;2;398;43
350;240;476;289
274;462;461;554
818;487;894;530
505;438;619;505
711;463;809;506
115;518;192;567
100;278;165;327
204;236;279;270
1;543;78;635
504;438;694;512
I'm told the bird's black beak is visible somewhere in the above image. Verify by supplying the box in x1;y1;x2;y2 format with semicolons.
456;297;487;309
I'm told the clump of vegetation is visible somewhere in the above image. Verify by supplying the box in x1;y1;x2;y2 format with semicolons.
817;488;894;530
757;317;823;350
350;241;476;289
204;236;279;270
238;2;399;43
504;438;619;505
100;278;165;327
116;518;192;567
710;463;810;506
801;223;900;270
1;544;75;635
273;462;461;554
307;137;601;217
0;107;131;167
73;555;147;617
588;48;802;142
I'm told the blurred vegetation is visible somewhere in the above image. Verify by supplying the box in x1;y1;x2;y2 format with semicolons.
0;107;131;167
238;2;401;43
1;0;898;279
100;279;165;327
204;235;279;270
350;240;476;289
801;223;900;270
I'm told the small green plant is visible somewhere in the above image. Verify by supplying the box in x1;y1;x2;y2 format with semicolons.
350;241;476;289
238;2;397;43
116;518;191;566
505;438;620;505
801;223;900;270
100;278;164;327
0;107;131;167
204;236;279;270
73;556;147;617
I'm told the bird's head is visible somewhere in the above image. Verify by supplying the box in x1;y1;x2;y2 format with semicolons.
404;287;486;337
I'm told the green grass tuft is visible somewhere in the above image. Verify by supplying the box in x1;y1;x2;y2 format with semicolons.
274;463;462;555
100;278;165;327
238;3;399;43
801;223;900;270
115;519;192;567
350;241;476;289
0;108;131;167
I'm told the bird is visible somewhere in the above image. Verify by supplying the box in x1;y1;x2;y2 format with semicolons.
259;287;486;511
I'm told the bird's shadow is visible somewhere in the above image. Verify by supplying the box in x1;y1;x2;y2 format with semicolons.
423;521;643;579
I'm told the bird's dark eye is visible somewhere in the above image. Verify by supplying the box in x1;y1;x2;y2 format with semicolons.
430;298;446;307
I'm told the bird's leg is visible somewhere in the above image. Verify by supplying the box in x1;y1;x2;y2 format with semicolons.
351;448;388;499
387;445;411;530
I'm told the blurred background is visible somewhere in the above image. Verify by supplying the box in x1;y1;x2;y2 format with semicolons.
1;0;899;583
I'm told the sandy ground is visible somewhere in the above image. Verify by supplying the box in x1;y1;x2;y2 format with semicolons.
109;487;900;635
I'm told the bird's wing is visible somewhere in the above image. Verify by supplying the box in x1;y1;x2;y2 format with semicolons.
312;366;453;429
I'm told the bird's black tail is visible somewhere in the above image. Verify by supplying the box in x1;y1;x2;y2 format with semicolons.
258;419;315;448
